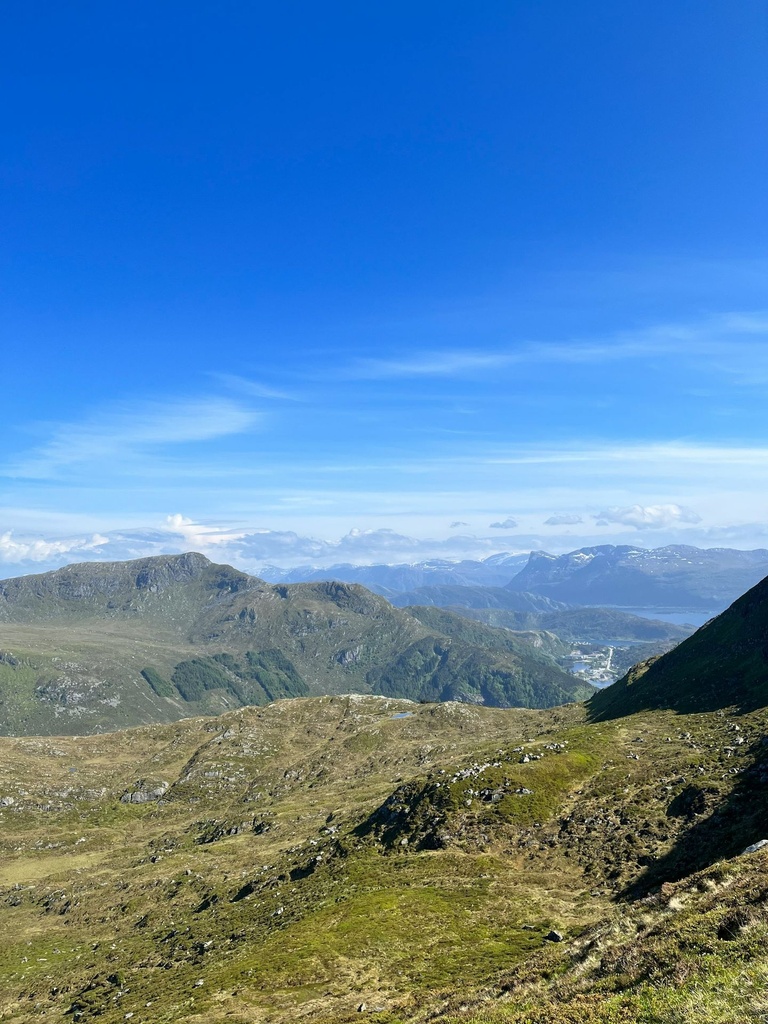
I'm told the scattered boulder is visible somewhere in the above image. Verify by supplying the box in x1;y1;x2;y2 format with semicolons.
544;930;564;942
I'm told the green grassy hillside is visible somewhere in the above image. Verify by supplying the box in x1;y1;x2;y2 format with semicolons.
1;688;768;1024
0;555;590;734
434;604;693;643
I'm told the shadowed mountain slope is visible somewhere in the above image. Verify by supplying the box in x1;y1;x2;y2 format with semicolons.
590;571;768;720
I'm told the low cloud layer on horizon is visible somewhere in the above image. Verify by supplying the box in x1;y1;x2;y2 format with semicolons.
2;508;768;581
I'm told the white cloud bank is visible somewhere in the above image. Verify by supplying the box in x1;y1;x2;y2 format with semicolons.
0;521;502;577
0;531;110;564
594;504;702;530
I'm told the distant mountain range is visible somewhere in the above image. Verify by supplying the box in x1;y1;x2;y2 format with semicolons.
266;544;768;613
508;544;768;610
4;544;765;735
258;553;531;590
0;553;591;735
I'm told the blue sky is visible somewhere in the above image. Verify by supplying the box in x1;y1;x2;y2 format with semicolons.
2;1;768;574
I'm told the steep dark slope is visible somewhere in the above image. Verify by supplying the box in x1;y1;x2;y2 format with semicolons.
590;571;768;720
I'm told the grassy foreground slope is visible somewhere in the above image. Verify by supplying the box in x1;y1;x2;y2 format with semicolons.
1;679;768;1023
0;554;590;735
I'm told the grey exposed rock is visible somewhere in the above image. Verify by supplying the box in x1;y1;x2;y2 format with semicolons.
120;780;169;804
742;839;768;855
544;930;564;942
336;647;361;665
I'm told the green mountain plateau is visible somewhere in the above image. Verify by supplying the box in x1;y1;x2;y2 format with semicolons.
0;554;592;736
439;605;692;644
1;567;768;1021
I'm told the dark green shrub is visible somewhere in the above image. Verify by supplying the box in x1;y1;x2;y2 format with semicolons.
140;666;174;698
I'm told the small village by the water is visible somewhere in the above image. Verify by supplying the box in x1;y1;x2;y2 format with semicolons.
564;643;619;688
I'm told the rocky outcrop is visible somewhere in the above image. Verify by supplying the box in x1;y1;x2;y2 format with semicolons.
120;780;169;804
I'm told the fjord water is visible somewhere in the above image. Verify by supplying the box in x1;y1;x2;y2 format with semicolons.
619;608;716;627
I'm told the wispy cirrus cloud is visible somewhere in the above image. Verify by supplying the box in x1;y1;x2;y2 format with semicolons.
341;311;768;380
6;397;261;480
481;441;768;468
213;373;301;401
346;351;513;379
